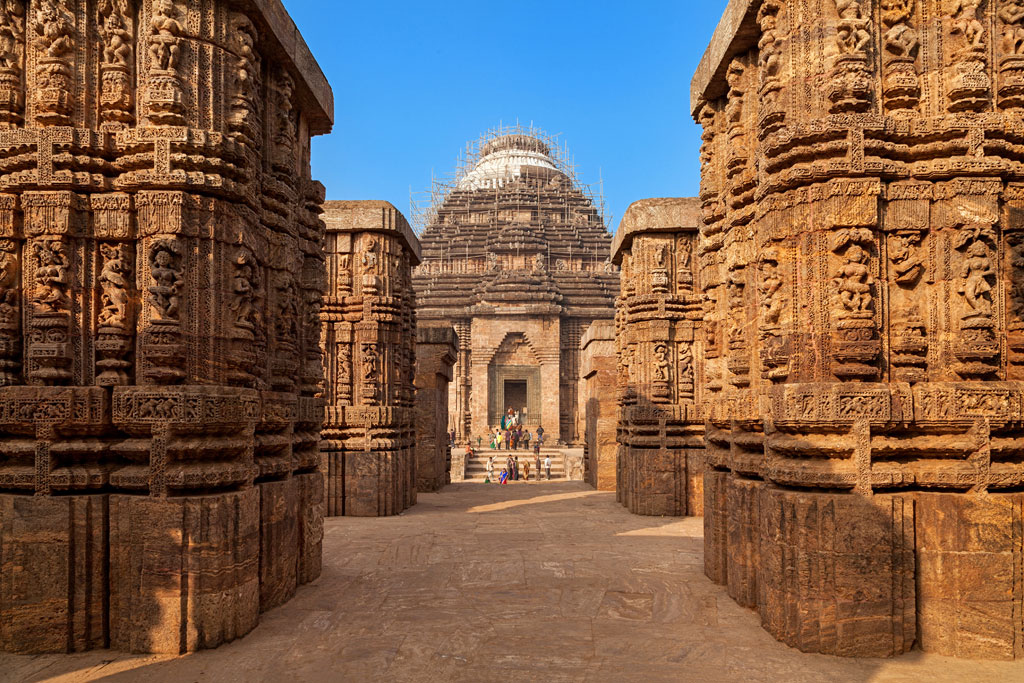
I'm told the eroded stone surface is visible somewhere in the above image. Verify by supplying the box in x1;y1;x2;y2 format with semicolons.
694;0;1024;660
414;323;458;491
0;0;331;656
320;200;420;517
580;320;617;490
612;198;705;516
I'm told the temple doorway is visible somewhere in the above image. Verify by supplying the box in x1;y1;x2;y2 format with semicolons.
504;379;528;418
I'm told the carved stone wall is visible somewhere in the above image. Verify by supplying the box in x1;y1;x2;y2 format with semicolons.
320;201;420;517
612;198;704;516
414;322;457;492
580;319;617;490
695;0;1024;660
0;0;332;655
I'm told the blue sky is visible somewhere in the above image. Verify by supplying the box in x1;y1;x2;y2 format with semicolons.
284;1;722;231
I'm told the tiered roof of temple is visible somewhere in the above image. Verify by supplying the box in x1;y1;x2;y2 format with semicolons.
413;129;619;315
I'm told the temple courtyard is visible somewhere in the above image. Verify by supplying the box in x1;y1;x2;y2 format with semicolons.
1;482;1021;683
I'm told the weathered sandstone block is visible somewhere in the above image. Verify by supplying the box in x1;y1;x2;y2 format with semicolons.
414;323;458;491
580;320;617;491
695;0;1024;659
320;201;420;517
0;0;332;655
612;198;705;516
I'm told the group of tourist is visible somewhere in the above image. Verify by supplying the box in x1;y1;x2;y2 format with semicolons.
486;452;552;484
489;409;544;451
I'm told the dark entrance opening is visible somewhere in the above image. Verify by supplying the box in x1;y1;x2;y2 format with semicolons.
504;379;528;418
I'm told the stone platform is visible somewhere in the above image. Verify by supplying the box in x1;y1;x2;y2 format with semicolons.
2;483;1021;682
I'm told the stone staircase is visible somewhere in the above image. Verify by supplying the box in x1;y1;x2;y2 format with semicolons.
461;449;566;482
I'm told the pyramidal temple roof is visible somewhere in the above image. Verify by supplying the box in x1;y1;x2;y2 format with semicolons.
411;126;619;319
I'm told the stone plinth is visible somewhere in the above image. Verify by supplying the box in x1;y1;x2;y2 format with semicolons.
0;0;332;656
580;320;617;490
320;201;420;517
695;0;1024;660
611;198;704;516
414;323;458;491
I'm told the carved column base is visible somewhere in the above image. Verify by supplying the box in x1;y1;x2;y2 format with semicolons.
759;486;916;658
145;71;186;126
28;312;72;385
100;65;134;132
96;330;132;386
998;56;1024;109
947;57;990;113
34;60;73;126
0;68;23;128
142;322;185;384
832;317;880;380
828;54;872;113
883;59;920;111
955;316;999;378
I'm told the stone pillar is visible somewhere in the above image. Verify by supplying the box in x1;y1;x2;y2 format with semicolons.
695;0;1024;660
469;352;490;449
611;199;704;516
580;320;617;490
320;201;420;517
0;0;332;655
414;323;458;491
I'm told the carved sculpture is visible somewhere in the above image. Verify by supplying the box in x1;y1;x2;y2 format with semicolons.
0;0;332;656
320;201;419;517
694;0;1024;661
613;198;704;516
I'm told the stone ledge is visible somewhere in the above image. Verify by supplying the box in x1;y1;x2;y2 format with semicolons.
322;200;422;264
251;0;334;134
612;197;700;263
689;0;761;118
581;319;615;350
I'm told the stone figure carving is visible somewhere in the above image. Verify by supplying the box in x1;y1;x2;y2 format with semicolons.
958;240;995;317
653;343;670;381
951;0;986;51
881;0;919;57
33;239;68;313
99;0;132;66
229;14;259;140
833;244;875;316
148;239;183;322
275;274;298;341
1009;236;1024;327
836;0;872;55
0;1;24;71
759;258;783;325
230;248;258;332
273;71;296;155
556;258;568;271
33;0;72;59
1001;0;1024;55
758;3;783;86
148;0;182;72
889;232;924;284
98;243;133;329
362;239;380;274
533;252;545;271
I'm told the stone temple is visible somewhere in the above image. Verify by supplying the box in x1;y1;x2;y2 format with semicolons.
10;0;1024;674
413;129;618;446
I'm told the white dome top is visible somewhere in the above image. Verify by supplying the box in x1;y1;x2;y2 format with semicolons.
457;134;559;191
